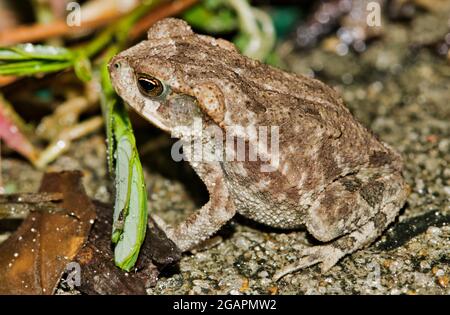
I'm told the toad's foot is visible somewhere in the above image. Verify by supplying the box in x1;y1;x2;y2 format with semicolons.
150;162;236;252
273;197;406;281
151;214;223;253
273;245;344;281
152;214;174;237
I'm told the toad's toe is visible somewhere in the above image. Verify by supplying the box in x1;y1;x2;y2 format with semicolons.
273;245;343;281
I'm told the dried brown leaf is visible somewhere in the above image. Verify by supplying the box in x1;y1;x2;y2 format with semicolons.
0;171;96;294
74;201;181;295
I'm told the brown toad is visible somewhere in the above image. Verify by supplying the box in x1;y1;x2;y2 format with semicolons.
109;18;408;279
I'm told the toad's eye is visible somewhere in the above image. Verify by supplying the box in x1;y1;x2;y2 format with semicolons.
136;74;164;97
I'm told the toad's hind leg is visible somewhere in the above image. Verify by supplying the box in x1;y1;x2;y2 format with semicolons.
274;169;408;281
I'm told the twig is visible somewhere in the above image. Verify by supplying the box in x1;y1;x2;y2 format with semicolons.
0;0;198;46
0;11;126;46
0;76;17;87
0;0;199;87
0;192;63;204
34;116;104;169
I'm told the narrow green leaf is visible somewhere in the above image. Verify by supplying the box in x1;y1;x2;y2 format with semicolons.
108;101;148;270
97;0;164;271
183;5;237;33
100;46;121;175
73;55;93;82
113;145;148;271
0;60;44;70
10;44;74;61
98;47;149;272
0;49;26;60
0;61;72;76
112;133;133;244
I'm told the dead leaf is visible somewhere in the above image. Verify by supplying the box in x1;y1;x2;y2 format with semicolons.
0;192;63;219
0;171;96;294
74;201;181;295
0;192;63;204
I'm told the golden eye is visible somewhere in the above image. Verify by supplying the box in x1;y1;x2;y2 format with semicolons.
137;74;164;97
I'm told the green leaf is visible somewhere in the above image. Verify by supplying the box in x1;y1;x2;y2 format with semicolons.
183;5;237;33
0;44;76;76
10;44;74;61
98;40;150;272
113;151;148;271
100;46;121;175
111;138;132;244
0;49;27;61
0;32;115;78
111;112;133;244
0;60;72;76
96;2;165;271
233;32;250;53
106;102;148;271
73;55;93;82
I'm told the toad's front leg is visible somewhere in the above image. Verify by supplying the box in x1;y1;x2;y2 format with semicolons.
154;162;236;252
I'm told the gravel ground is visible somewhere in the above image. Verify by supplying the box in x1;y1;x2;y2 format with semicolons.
1;9;449;295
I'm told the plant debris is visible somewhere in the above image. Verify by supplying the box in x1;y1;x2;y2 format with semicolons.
74;201;181;295
376;210;450;251
0;171;96;294
0;94;39;163
0;192;63;219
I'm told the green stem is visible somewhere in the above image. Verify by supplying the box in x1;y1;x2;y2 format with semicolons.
0;61;72;76
81;29;115;58
77;0;163;59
